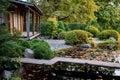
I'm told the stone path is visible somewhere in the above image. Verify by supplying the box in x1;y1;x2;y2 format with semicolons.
44;39;72;50
21;57;120;68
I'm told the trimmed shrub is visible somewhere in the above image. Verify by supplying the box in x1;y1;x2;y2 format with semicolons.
68;23;86;30
17;39;31;52
58;31;67;39
98;30;119;40
97;40;118;50
40;22;48;36
0;41;23;57
31;39;53;59
64;23;70;31
31;39;50;48
85;25;99;37
86;31;93;37
74;30;89;44
65;30;90;45
58;21;65;33
65;31;78;45
88;40;96;48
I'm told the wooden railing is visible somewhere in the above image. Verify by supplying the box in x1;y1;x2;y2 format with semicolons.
20;57;120;69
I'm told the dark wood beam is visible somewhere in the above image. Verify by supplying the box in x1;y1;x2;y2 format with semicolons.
25;7;30;40
32;12;35;35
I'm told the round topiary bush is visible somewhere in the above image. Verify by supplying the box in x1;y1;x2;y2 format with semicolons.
65;31;78;45
98;30;119;40
17;39;31;52
85;25;99;37
74;30;89;44
31;39;53;59
31;39;50;48
58;31;67;39
86;31;93;37
0;41;23;57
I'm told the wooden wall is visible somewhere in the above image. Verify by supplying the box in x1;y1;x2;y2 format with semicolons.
9;10;23;33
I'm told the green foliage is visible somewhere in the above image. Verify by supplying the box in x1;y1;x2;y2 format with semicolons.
40;21;70;38
97;40;118;50
68;23;86;30
31;0;99;23
98;30;119;40
12;28;21;40
31;39;50;48
64;23;70;31
57;21;65;33
0;25;12;44
46;21;58;38
65;30;89;45
31;39;53;59
0;0;21;75
85;25;99;37
0;0;9;14
0;41;23;57
40;22;48;36
88;40;96;48
95;1;120;32
86;31;93;37
17;39;31;52
74;30;89;44
65;31;78;45
10;77;21;80
58;31;67;39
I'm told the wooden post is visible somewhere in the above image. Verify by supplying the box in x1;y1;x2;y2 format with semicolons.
9;12;13;34
36;14;38;33
25;7;30;40
38;16;40;34
20;13;23;32
32;12;35;35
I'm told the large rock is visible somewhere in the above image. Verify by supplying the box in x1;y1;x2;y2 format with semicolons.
24;48;34;58
80;44;92;50
3;70;13;80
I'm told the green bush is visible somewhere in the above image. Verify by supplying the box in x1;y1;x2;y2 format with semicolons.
64;23;70;31
40;22;48;36
57;21;65;33
17;39;31;52
0;41;23;57
58;31;67;39
31;41;53;59
68;23;86;30
65;30;90;45
98;30;119;40
0;25;12;45
97;40;118;50
65;31;78;45
31;39;50;48
85;25;99;37
86;31;93;37
74;30;89;44
46;21;58;38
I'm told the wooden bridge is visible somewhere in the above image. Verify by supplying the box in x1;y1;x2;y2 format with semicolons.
20;57;120;69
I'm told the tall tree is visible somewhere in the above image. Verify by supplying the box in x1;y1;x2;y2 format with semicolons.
94;0;120;32
30;0;99;24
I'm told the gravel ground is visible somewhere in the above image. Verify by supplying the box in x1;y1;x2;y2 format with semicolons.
44;39;72;50
43;38;102;51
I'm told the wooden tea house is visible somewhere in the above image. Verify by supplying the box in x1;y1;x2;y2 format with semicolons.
0;0;42;40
